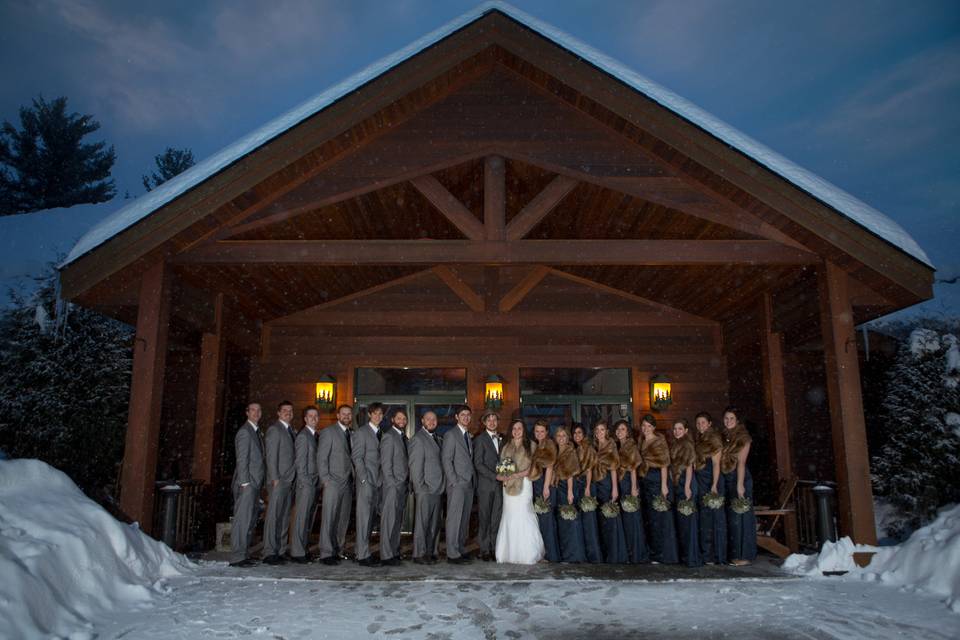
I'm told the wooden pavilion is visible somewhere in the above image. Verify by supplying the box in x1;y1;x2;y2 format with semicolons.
59;4;933;548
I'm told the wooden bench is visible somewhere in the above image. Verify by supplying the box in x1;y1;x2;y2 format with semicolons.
755;475;798;558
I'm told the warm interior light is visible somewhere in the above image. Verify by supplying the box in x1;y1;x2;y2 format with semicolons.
485;375;504;409
315;375;336;409
650;376;672;412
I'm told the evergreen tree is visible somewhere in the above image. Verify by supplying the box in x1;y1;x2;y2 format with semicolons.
871;326;960;539
0;267;132;497
0;96;116;215
142;146;195;191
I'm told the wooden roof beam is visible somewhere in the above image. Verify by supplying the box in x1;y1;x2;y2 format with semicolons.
175;239;820;266
411;175;486;240
499;265;550;312
433;265;485;312
506;174;579;240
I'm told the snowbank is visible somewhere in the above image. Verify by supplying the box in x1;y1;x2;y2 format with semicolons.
0;459;193;638
784;503;960;613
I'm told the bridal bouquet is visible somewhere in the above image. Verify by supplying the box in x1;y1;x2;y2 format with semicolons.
731;496;753;514
558;504;578;521
496;458;517;476
620;495;640;513
651;495;671;512
676;498;696;517
533;496;551;514
700;491;725;510
600;500;620;518
579;495;598;512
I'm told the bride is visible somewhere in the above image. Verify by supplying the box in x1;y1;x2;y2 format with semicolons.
495;419;545;564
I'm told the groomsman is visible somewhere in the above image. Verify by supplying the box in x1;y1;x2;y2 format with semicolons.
353;402;384;567
230;402;264;567
379;409;409;565
442;405;475;564
290;406;320;563
408;411;444;564
317;404;354;565
263;401;296;564
473;411;503;562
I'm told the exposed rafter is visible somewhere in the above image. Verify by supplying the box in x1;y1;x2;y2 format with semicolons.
432;265;485;312
499;265;550;312
411;175;485;240
506;174;579;240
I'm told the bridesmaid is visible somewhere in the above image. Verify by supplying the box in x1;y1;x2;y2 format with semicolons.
694;412;727;565
720;406;758;565
669;418;702;568
553;427;587;563
614;420;648;563
572;424;603;563
639;415;678;564
530;420;561;562
592;421;628;564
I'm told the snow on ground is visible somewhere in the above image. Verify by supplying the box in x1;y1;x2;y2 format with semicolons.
89;569;959;640
785;503;960;614
0;459;193;639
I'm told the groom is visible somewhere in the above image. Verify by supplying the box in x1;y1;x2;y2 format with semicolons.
442;405;475;564
473;411;503;561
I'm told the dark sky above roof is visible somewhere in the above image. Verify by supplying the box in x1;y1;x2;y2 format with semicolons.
1;0;957;317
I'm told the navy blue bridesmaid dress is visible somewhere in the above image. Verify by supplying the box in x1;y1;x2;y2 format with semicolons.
617;473;648;563
594;470;628;564
673;472;702;567
573;475;603;563
532;474;561;562
643;467;679;564
555;483;587;563
723;466;758;562
695;460;727;564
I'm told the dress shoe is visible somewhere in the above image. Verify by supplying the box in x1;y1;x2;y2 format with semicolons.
382;557;402;566
447;556;469;565
427;555;438;565
358;556;381;567
413;556;430;565
262;555;285;565
321;556;340;566
481;552;494;562
229;558;256;568
289;555;310;564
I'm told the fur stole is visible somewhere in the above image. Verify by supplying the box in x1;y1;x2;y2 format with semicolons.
695;427;723;470
554;444;581;482
501;440;531;496
721;424;752;474
617;437;640;474
576;443;598;478
669;435;696;484
640;433;670;477
528;439;557;482
593;439;619;479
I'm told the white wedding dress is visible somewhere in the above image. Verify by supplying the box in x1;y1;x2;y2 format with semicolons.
495;477;545;564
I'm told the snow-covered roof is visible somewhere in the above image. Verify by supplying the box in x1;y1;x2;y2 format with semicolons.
61;1;932;268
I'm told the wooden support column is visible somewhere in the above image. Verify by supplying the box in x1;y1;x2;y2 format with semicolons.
484;155;506;240
467;366;486;433
818;261;877;545
759;292;798;550
192;294;226;484
119;261;172;533
502;366;522;428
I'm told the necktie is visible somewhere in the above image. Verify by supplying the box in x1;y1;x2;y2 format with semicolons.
463;430;471;454
345;428;352;456
432;432;440;447
492;433;499;454
376;428;382;442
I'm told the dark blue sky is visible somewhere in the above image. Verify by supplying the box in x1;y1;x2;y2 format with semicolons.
1;0;957;317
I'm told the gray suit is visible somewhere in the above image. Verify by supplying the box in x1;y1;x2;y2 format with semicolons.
442;426;475;559
379;427;409;561
230;421;264;563
317;422;353;560
408;427;444;559
473;430;503;556
352;423;382;561
291;426;319;558
263;420;296;557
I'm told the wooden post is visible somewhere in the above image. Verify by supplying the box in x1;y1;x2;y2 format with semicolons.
119;261;171;533
192;294;226;484
484;155;506;241
818;261;877;545
759;292;798;550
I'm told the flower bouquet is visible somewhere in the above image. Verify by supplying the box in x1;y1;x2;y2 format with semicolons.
731;496;753;514
652;495;671;512
600;500;620;518
700;491;725;510
621;495;640;513
533;496;551;514
558;504;578;521
677;498;696;517
579;495;598;512
495;458;517;476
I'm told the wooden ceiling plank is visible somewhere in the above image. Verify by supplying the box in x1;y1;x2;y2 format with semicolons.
484;155;506;240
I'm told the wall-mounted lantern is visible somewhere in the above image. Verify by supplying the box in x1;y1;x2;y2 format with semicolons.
316;374;336;411
650;375;672;412
485;374;504;410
